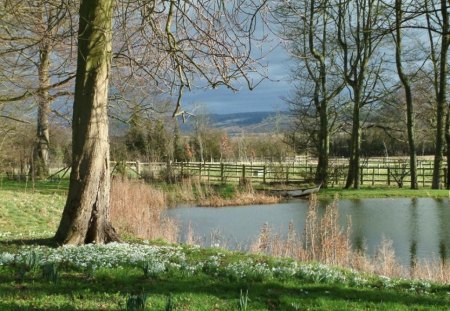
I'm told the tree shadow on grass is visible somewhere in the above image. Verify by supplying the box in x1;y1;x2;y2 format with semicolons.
1;269;449;311
1;239;449;310
0;237;58;252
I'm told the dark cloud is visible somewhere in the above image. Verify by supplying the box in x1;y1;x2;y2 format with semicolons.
184;45;292;114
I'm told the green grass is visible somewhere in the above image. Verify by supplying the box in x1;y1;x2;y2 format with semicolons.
0;176;69;195
0;270;449;310
0;190;65;240
1;186;450;310
318;186;450;200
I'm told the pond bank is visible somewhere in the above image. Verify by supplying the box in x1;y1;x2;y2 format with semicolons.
167;197;450;273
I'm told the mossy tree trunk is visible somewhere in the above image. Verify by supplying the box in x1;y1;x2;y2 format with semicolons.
54;0;119;245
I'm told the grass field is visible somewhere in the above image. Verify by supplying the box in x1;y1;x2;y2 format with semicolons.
1;180;450;310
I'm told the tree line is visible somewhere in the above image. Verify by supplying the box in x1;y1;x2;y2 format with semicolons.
275;0;449;190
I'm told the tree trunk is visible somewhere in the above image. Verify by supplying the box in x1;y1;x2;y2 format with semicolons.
31;44;51;179
440;0;449;189
432;103;445;189
444;121;450;192
54;0;119;245
431;0;449;189
345;93;361;189
443;0;450;190
405;84;418;190
315;98;329;187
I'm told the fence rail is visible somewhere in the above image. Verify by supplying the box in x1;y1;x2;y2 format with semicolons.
111;159;447;188
3;156;447;188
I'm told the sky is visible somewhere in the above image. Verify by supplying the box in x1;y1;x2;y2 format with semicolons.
183;44;294;115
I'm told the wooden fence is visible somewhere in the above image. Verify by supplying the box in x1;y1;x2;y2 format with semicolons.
3;156;447;188
111;158;448;188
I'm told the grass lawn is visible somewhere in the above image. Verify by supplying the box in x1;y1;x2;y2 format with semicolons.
0;177;69;195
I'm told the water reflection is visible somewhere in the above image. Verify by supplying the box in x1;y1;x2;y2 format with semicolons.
166;198;450;266
409;198;418;268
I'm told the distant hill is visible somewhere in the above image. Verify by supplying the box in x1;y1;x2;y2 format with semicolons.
109;111;293;137
180;111;292;135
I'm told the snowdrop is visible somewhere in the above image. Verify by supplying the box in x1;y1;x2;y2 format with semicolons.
0;243;436;295
0;252;15;266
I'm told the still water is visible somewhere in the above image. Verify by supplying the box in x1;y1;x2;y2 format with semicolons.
166;198;450;266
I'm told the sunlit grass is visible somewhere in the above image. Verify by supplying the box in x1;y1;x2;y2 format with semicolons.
319;186;450;199
0;190;65;239
0;176;69;195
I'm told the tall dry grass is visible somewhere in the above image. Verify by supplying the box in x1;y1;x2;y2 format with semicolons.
250;195;450;283
167;177;280;207
110;178;178;243
207;179;279;207
250;196;351;266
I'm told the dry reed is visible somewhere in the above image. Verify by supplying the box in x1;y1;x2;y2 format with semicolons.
169;177;280;207
250;194;450;284
410;260;450;284
250;195;351;266
110;178;178;243
199;181;280;207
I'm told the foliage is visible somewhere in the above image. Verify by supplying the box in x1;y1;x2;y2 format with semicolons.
41;262;59;283
124;115;174;163
164;294;175;311
126;292;149;311
238;289;249;311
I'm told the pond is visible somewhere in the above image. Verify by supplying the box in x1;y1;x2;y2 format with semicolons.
166;198;450;266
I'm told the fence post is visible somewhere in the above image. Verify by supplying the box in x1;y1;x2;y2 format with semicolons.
387;167;390;186
220;163;225;183
242;164;246;181
136;160;141;175
199;163;202;180
444;168;448;188
360;167;364;185
263;165;266;184
422;167;425;187
207;163;210;182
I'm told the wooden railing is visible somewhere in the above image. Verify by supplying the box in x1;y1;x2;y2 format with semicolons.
2;156;447;188
110;159;447;188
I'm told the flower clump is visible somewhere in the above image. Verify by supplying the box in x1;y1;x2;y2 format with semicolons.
0;242;433;292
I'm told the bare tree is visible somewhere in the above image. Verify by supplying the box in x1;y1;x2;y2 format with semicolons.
54;0;269;245
391;0;419;189
423;0;450;189
336;0;386;189
276;0;345;187
0;0;77;178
